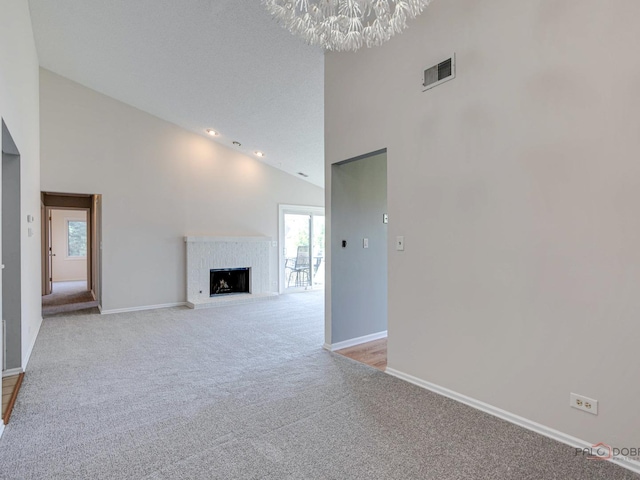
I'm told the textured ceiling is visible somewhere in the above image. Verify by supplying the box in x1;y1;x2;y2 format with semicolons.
28;0;325;187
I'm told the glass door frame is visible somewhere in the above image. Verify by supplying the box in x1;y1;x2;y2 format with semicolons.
278;204;325;293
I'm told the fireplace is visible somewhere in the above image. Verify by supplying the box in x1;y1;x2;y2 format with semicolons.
185;236;275;309
210;268;250;296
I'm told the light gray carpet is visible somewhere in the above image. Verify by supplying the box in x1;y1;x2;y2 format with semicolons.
0;291;636;479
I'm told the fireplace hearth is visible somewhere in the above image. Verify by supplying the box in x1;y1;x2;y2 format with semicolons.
210;268;250;296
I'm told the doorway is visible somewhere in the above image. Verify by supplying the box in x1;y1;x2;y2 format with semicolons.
279;205;325;293
41;193;102;316
2;120;22;374
330;149;388;349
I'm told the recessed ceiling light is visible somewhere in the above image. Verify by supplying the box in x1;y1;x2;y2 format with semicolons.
232;141;242;146
255;151;265;157
297;172;309;178
205;129;218;136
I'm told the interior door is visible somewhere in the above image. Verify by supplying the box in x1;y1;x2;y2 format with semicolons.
86;207;92;291
44;208;53;295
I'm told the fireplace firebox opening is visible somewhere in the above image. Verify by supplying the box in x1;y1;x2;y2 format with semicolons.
210;268;250;296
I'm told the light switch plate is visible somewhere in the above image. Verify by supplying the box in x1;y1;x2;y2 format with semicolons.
383;213;389;224
396;236;405;251
363;238;369;248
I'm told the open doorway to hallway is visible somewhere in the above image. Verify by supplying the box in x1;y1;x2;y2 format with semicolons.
41;193;102;316
2;120;23;380
328;149;388;368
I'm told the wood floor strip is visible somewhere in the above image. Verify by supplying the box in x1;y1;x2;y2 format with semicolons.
3;377;19;388
335;338;387;371
2;373;24;425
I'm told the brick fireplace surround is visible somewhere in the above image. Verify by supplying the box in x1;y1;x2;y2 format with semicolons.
185;236;277;309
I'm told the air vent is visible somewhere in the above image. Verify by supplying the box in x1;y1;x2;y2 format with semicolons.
422;54;455;92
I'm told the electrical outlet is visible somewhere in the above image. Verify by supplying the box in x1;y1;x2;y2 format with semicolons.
570;393;598;415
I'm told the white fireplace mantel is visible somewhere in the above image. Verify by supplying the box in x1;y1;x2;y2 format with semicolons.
185;236;276;309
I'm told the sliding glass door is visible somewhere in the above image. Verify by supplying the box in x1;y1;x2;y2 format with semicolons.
280;205;325;292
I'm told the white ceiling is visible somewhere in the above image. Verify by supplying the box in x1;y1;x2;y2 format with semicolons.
28;0;325;187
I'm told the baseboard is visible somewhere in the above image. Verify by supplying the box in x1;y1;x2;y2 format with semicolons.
2;368;23;378
324;330;387;352
100;302;187;315
22;316;43;371
385;368;640;475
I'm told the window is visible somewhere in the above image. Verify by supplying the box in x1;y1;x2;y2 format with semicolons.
67;220;87;258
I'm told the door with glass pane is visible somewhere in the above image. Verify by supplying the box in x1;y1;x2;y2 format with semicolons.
280;206;325;292
311;215;325;287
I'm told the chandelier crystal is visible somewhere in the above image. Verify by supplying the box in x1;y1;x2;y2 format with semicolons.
263;0;432;52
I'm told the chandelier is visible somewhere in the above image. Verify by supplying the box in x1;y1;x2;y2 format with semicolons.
263;0;432;52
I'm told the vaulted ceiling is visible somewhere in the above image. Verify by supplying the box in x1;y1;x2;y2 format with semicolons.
28;0;325;187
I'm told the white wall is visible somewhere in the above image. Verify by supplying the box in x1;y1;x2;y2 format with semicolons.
0;0;42;370
51;209;87;282
40;69;324;311
326;0;640;451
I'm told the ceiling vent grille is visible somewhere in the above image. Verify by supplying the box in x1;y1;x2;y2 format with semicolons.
422;54;455;92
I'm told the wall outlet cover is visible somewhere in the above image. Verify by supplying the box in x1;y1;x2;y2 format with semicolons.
570;393;598;415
